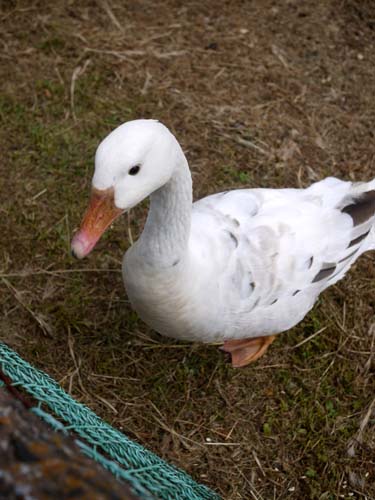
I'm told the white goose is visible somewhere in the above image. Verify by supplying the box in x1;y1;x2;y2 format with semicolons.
71;120;375;367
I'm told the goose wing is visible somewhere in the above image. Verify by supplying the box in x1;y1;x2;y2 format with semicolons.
190;178;375;335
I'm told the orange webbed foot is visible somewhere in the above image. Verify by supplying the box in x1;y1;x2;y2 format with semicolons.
220;335;276;367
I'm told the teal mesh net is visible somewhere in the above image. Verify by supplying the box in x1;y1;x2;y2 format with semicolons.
0;342;221;500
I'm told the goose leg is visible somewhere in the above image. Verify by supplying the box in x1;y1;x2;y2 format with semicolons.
221;335;276;368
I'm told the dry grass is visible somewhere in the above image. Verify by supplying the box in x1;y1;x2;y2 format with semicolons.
1;1;375;498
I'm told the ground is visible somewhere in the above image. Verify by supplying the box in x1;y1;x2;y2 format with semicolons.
0;1;374;499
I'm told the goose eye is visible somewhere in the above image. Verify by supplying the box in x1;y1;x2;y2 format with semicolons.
128;165;141;176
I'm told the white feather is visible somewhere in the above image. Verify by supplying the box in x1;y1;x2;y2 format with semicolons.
89;120;375;343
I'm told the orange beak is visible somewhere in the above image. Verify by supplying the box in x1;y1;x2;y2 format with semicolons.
71;188;123;259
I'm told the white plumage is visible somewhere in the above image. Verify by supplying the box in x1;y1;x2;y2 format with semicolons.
72;120;375;366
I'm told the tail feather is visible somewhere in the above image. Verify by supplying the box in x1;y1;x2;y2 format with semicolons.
341;180;375;252
369;180;375;250
342;190;375;227
369;226;375;251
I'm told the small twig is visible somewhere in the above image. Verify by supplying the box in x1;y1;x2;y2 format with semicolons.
1;278;53;337
252;363;288;370
140;70;152;96
54;66;64;85
138;32;172;46
67;326;82;394
100;0;123;31
83;47;186;61
94;393;119;415
234;136;269;155
0;268;121;278
347;397;375;457
363;323;375;375
127;211;134;245
220;132;270;156
288;326;328;350
214;379;232;408
84;47;145;59
148;401;202;450
65;212;71;255
234;464;264;500
141;343;194;349
70;59;91;121
152;50;186;59
204;441;241;446
271;44;290;69
66;327;118;415
252;450;266;477
31;188;47;201
320;355;336;380
225;420;238;441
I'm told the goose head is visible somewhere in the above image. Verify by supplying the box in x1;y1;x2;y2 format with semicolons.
71;119;178;259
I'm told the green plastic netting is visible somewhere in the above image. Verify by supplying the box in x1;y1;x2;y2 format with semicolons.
0;342;221;500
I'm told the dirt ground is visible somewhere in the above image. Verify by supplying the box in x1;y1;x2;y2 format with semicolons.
1;1;375;498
